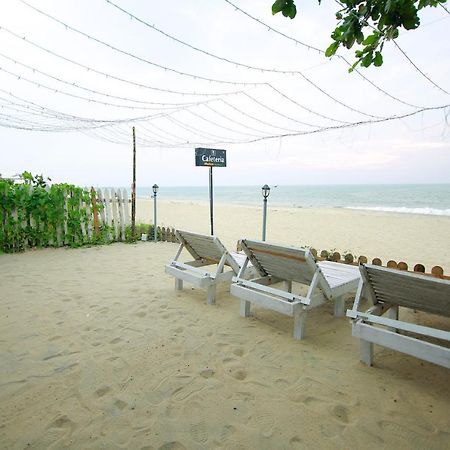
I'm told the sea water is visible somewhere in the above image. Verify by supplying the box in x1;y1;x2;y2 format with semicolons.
133;184;450;216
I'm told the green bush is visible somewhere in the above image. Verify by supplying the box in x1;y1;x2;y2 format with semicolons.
0;172;108;253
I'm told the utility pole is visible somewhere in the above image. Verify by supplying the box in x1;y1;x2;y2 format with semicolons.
131;126;136;237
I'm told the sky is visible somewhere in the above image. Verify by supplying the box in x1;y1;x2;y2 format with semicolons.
1;0;449;187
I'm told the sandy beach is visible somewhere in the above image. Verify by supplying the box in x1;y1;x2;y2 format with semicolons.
1;238;450;449
137;199;450;274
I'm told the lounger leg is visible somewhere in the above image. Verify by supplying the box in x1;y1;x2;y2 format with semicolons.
360;339;374;366
206;284;216;305
175;278;183;291
387;306;399;332
283;280;292;293
334;296;345;317
293;309;307;340
240;299;251;317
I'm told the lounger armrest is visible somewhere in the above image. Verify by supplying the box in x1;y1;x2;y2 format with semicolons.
347;310;450;342
233;278;311;305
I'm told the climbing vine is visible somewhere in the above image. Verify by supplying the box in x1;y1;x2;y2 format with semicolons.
0;172;110;253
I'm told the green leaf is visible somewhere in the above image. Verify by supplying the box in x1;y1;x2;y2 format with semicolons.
361;51;374;67
325;41;339;57
348;60;360;73
373;51;383;66
272;0;286;15
362;33;379;46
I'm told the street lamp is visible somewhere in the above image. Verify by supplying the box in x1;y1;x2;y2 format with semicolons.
152;184;159;242
261;184;270;241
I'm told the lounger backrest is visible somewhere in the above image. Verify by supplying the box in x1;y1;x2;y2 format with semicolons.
240;239;317;285
176;230;240;272
363;264;450;317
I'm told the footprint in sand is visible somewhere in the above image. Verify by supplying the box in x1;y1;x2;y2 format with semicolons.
135;311;147;318
158;442;187;450
290;436;302;446
43;353;63;361
110;337;122;344
378;420;436;448
187;404;209;444
200;368;215;379
95;385;112;398
114;399;128;410
320;421;345;438
233;348;245;357
231;369;247;381
331;404;352;425
222;357;236;365
253;412;275;438
47;415;76;433
219;424;236;443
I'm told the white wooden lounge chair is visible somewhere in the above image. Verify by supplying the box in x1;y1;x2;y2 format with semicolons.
347;265;450;369
165;230;254;305
230;239;361;340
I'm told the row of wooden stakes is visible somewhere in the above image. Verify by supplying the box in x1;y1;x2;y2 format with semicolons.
155;226;447;279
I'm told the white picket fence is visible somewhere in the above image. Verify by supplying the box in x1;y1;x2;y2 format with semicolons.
95;188;130;241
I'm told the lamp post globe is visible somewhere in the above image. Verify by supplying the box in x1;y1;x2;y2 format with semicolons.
261;184;270;241
152;184;159;242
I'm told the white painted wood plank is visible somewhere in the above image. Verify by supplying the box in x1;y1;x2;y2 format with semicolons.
97;189;107;225
165;264;211;288
347;310;450;341
122;188;130;226
117;189;125;241
353;321;450;369
111;189;119;241
230;283;300;316
103;189;113;227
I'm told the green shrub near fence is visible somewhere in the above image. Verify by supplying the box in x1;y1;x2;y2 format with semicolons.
0;172;110;253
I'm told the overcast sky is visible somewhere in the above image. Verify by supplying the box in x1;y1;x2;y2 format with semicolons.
1;0;449;187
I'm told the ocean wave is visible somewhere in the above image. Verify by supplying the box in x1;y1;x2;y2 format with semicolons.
346;206;450;216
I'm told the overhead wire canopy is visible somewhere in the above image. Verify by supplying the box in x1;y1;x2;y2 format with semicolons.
0;0;449;147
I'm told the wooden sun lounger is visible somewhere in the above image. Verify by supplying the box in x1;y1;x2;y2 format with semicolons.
165;230;255;305
230;239;361;340
347;264;450;369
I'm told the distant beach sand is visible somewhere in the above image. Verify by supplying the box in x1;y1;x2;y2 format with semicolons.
1;242;450;449
137;198;450;274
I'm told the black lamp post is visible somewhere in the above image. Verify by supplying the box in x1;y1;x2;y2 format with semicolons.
261;184;270;241
152;184;159;242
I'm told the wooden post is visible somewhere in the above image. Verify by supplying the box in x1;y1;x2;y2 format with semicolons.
117;189;125;241
103;188;113;241
91;187;100;237
122;188;130;226
111;189;119;241
131;126;136;238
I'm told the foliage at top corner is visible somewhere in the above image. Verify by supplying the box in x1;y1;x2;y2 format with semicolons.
272;0;447;71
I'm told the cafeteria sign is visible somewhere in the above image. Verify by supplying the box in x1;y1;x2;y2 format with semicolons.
194;147;227;235
195;148;227;167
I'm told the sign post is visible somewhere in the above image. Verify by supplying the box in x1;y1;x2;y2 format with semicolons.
195;148;227;235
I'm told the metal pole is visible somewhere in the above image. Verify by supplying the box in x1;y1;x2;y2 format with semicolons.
209;166;214;235
262;197;267;241
131;126;136;238
153;192;157;242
